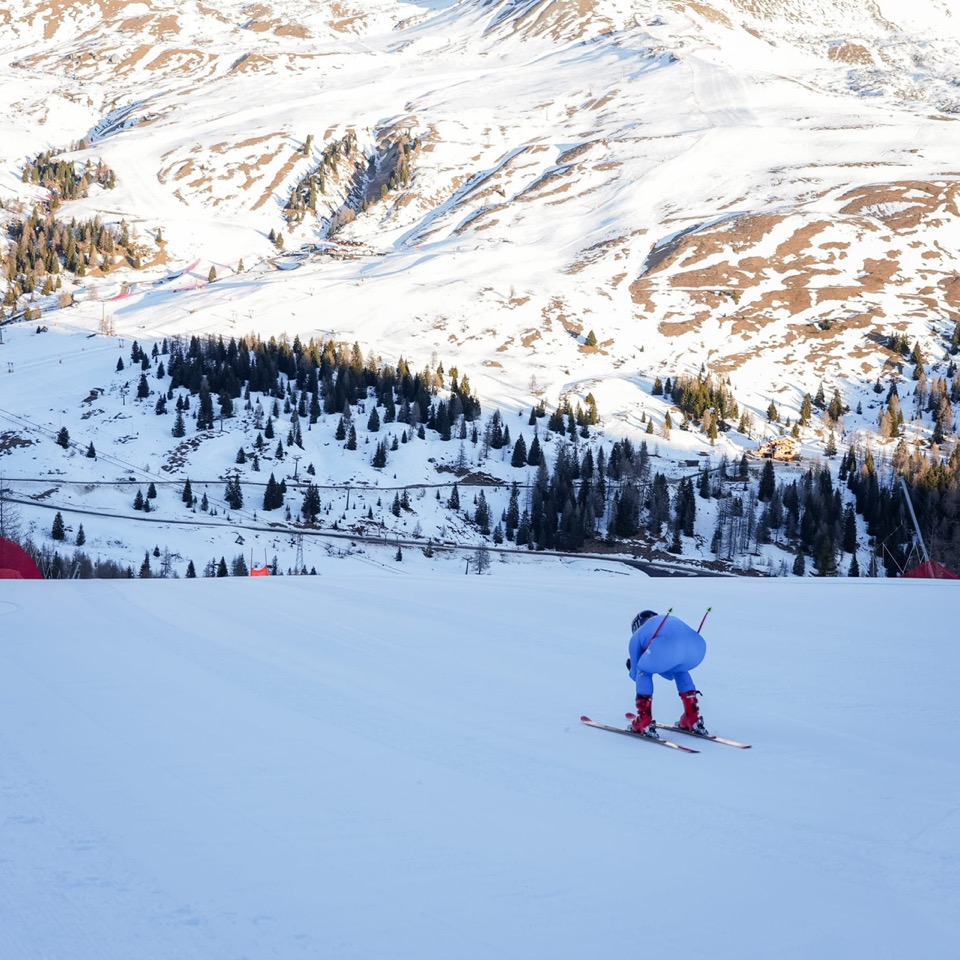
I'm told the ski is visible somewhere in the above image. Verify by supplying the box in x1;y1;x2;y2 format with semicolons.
651;722;752;749
580;716;699;753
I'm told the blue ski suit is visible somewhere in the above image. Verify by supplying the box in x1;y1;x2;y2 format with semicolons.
628;614;706;697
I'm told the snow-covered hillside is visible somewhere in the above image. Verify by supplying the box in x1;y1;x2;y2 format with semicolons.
2;568;958;958
2;0;960;574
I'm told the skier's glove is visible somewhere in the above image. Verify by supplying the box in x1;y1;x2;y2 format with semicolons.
625;657;631;671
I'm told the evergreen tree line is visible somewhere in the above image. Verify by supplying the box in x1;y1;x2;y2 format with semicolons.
466;437;685;553
4;209;141;304
22;537;296;580
5;149;125;305
157;333;480;424
284;131;359;225
842;440;960;574
661;371;740;428
20;150;116;202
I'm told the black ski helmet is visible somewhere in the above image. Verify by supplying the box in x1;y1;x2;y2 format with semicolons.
631;610;657;633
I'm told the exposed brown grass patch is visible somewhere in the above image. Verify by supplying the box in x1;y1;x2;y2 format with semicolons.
230;53;274;74
939;275;960;313
839;180;960;231
276;24;310;39
773;219;832;268
211;134;275;155
670;264;748;290
860;257;901;290
251;148;302;210
542;297;582;338
556;142;595;165
685;1;732;28
145;48;210;74
753;287;813;316
659;318;703;337
813;285;871;306
114;43;154;74
829;42;873;65
120;13;180;36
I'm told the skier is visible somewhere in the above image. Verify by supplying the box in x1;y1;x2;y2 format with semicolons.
626;610;707;736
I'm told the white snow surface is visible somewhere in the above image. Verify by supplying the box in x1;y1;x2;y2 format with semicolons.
2;569;959;959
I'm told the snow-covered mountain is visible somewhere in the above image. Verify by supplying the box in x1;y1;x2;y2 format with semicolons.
2;0;960;574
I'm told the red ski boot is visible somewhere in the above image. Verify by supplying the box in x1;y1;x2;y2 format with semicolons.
630;695;656;735
678;690;708;734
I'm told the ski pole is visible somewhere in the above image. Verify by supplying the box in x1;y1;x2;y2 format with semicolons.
640;607;672;656
697;607;712;632
650;607;672;642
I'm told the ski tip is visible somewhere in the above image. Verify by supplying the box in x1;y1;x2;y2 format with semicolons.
580;715;593;722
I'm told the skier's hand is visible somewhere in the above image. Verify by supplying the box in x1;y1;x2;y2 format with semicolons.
625;657;631;671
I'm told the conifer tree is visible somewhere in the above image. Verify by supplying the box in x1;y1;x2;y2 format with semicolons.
301;483;321;522
527;434;542;467
814;535;838;577
224;475;243;510
475;490;491;534
263;473;283;511
758;458;776;502
511;435;528;467
505;482;520;540
51;511;66;540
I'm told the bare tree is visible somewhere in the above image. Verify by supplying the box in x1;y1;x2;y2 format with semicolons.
473;542;491;574
0;480;23;542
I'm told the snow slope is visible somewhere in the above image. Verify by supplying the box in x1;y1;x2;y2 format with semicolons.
2;567;958;958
